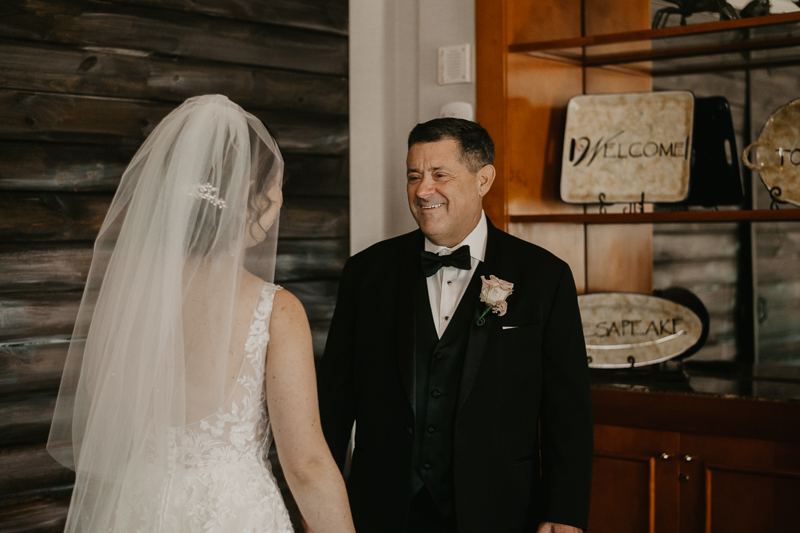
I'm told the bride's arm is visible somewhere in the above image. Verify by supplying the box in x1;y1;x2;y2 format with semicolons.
266;289;356;533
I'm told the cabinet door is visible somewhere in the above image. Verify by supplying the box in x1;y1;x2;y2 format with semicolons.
590;424;680;533
679;434;800;533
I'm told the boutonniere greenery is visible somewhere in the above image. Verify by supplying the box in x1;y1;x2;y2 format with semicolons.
476;275;514;326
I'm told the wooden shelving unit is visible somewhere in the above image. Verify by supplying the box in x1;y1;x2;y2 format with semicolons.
509;12;800;78
477;1;800;293
495;11;800;290
476;4;800;529
510;11;800;56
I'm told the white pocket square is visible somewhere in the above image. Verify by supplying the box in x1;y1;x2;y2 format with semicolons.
502;325;519;330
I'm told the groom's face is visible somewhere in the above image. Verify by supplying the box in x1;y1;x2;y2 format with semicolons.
406;139;493;248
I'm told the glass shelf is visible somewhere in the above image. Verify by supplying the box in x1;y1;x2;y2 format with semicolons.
509;209;800;224
509;12;800;76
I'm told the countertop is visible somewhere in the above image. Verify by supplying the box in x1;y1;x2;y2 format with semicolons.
590;360;800;403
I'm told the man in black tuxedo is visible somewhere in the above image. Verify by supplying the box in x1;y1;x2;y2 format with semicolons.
318;118;592;533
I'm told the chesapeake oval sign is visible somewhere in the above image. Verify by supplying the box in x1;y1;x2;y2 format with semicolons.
578;292;704;368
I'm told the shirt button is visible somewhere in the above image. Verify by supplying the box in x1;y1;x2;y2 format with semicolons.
431;389;441;398
444;316;450;321
427;426;435;434
447;280;452;285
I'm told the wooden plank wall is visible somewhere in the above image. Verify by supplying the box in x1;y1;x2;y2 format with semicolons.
0;1;348;531
654;66;800;366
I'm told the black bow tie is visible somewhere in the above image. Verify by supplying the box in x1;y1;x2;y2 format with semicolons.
420;245;472;277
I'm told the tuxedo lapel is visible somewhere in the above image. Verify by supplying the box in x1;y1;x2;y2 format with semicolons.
396;232;424;415
457;219;504;410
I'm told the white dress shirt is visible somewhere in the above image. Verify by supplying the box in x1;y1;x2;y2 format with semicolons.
424;212;488;338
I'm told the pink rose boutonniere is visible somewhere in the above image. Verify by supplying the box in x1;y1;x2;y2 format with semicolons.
476;275;514;326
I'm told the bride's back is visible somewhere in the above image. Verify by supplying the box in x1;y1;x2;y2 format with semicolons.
183;270;270;424
116;274;293;532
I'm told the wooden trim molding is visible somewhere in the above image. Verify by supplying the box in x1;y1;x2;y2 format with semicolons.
592;388;800;444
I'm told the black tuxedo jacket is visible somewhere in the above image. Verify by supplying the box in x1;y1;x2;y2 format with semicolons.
318;218;593;532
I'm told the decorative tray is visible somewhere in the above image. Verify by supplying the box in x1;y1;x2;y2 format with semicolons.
561;91;694;204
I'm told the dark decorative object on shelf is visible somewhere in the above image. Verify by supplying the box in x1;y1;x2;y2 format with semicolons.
623;192;647;213
767;186;788;209
740;0;772;18
678;96;744;207
652;0;739;28
597;192;609;214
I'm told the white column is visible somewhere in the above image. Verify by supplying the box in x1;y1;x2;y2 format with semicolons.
349;0;476;254
349;0;420;254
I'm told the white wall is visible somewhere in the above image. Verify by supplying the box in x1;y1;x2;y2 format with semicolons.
417;1;477;124
349;0;476;254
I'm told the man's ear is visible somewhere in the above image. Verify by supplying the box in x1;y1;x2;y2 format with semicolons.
477;164;496;197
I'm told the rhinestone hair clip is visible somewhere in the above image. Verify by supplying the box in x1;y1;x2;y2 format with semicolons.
194;183;227;209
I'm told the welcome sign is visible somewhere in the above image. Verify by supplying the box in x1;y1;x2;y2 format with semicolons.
578;292;706;368
561;91;695;204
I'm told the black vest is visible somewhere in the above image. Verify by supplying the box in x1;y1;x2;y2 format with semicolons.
410;273;475;515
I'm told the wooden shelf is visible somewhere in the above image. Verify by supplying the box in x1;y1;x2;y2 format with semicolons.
509;209;800;224
510;12;800;53
509;12;800;75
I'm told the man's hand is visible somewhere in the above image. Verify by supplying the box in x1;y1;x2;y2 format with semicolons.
537;522;583;533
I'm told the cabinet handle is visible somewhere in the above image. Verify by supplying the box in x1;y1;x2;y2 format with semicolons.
660;452;672;460
679;473;690;482
683;454;695;462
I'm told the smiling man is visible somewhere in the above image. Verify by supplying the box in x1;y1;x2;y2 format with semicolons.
318;118;593;533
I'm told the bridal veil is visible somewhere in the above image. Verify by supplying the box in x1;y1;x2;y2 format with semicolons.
47;95;284;531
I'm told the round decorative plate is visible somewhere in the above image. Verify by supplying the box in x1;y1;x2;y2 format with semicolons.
743;97;800;207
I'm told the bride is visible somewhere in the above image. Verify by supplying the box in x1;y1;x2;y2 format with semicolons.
47;95;355;533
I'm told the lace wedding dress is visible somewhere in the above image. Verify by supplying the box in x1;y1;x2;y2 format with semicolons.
114;283;294;533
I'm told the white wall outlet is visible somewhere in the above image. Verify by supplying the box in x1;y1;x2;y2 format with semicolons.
438;44;471;85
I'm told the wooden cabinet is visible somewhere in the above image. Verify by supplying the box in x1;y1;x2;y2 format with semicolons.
591;425;680;533
590;388;800;533
678;433;800;532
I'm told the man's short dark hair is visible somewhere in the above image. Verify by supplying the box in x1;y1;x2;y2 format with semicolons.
407;118;495;173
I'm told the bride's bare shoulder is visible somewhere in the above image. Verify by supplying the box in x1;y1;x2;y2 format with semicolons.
267;289;312;358
270;289;309;332
271;288;307;322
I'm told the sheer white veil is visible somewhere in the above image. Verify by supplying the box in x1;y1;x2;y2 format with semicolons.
47;95;283;532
